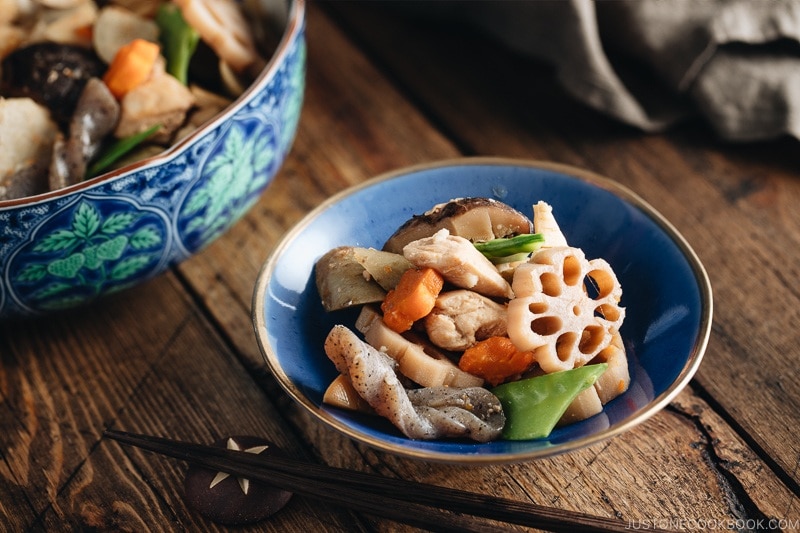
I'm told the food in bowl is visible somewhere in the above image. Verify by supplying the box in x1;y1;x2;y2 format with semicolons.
315;197;630;442
0;0;279;201
0;0;304;318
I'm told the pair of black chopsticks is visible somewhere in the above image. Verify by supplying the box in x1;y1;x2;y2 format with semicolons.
104;429;678;533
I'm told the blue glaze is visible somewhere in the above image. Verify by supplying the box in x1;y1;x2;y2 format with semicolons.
0;1;306;318
254;159;712;463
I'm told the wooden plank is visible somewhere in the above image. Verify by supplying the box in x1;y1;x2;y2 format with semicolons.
0;273;363;531
323;1;800;486
0;275;194;530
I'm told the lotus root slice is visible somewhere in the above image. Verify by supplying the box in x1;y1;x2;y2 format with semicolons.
507;246;625;373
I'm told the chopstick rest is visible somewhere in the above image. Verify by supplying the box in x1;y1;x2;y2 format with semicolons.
183;436;293;525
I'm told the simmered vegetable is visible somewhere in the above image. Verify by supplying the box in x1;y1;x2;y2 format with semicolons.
383;197;534;254
102;38;161;98
318;198;629;442
491;364;608;440
49;77;120;187
380;267;444;333
324;324;503;442
1;42;105;126
355;306;483;389
0;0;269;201
323;374;374;414
458;336;535;387
351;247;412;291
156;2;200;84
86;123;160;178
474;233;545;264
315;247;387;312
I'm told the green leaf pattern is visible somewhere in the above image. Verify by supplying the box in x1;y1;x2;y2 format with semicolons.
130;227;161;249
34;229;78;253
111;255;153;281
73;202;101;239
182;121;273;242
102;213;136;234
15;201;163;306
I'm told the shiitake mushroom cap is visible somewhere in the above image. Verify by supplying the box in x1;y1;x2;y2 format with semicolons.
382;197;534;254
1;42;106;128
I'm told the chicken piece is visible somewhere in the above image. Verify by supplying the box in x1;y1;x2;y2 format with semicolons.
324;325;504;442
424;290;507;351
114;68;195;143
174;84;233;141
403;229;513;299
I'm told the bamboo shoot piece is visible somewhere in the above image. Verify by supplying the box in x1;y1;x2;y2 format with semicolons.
323;374;374;413
315;247;386;312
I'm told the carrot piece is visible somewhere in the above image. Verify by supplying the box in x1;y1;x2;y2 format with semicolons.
102;38;160;99
380;267;444;333
459;336;535;386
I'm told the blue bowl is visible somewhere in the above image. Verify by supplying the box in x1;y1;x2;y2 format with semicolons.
252;158;713;463
0;0;305;318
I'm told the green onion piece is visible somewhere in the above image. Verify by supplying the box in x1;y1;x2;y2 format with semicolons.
487;252;531;265
156;3;200;85
85;124;160;179
473;233;545;260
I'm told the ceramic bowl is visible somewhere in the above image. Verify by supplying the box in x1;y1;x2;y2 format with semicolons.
252;158;713;464
0;0;305;318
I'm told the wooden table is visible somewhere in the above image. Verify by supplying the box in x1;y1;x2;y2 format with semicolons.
3;2;799;531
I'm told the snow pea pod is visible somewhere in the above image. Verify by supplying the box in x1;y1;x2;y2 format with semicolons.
491;363;608;440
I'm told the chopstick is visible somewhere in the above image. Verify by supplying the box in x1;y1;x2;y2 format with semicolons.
104;429;678;533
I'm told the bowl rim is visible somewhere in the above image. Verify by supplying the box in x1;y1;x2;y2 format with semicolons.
251;157;714;464
0;0;306;210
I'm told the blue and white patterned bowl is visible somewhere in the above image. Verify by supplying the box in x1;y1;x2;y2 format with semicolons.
0;0;305;318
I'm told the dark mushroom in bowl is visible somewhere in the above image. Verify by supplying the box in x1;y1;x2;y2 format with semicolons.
382;197;534;254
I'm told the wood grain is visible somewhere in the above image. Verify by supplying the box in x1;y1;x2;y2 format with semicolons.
2;1;799;531
1;273;366;531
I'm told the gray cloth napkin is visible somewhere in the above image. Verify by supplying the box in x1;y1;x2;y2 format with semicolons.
408;0;800;142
